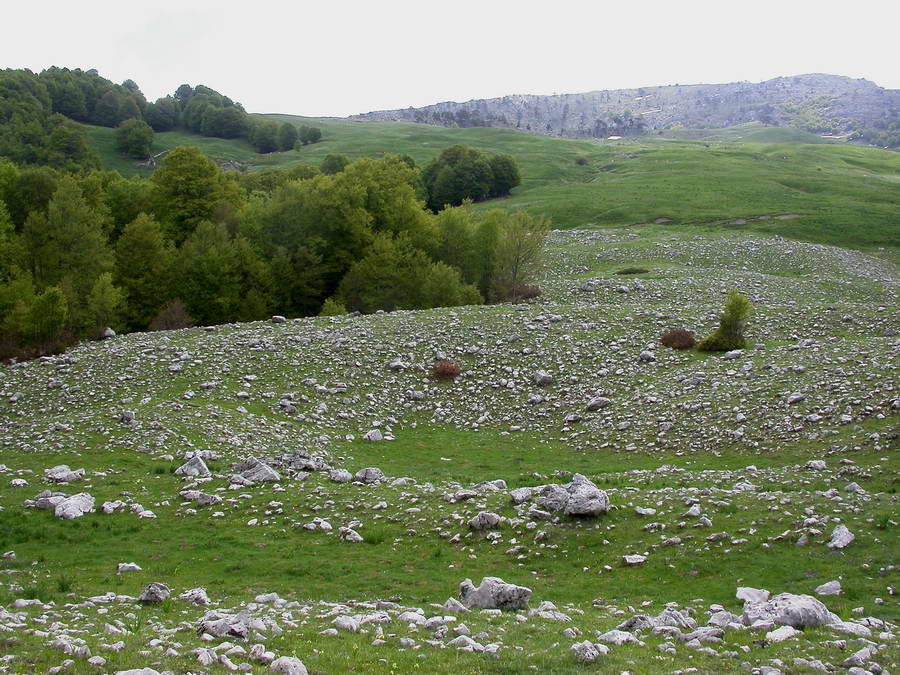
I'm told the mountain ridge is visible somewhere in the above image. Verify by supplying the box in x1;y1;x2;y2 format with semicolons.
351;73;900;144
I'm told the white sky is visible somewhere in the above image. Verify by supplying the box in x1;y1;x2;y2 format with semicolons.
4;0;898;118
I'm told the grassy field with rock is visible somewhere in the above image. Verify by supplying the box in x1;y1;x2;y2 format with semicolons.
0;224;897;674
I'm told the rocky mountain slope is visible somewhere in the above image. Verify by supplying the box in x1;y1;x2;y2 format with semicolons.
353;74;900;140
0;227;897;673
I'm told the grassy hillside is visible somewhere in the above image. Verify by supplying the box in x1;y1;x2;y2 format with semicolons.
1;227;897;673
85;118;900;250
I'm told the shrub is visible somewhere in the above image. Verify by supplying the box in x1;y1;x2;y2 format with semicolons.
660;328;696;350
516;285;542;300
431;359;461;381
319;298;348;316
149;299;194;331
697;291;752;352
615;266;649;275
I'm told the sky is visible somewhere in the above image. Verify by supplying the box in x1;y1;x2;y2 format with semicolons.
3;0;899;118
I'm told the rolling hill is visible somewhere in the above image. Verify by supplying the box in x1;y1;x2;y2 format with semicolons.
85;117;900;252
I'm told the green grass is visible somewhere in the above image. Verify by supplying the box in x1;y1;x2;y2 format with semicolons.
83;117;900;251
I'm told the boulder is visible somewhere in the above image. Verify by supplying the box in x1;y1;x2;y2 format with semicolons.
363;429;384;442
533;370;553;386
138;583;171;604
827;524;854;549
180;587;210;606
354;467;385;484
469;511;501;531
563;474;609;516
571;640;607;663
742;593;838;628
535;474;609;517
586;397;611;411
199;610;250;640
459;576;531;610
815;580;842;596
329;469;352;483
766;625;801;643
54;493;95;520
270;657;308;675
45;465;84;483
240;458;280;483
174;455;210;478
736;587;770;605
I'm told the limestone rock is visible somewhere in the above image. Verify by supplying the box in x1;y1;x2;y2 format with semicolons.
815;580;842;596
270;657;308;675
175;455;210;477
354;467;385;484
240;458;280;483
742;593;838;628
469;511;502;531
54;493;95;520
459;576;531;610
138;583;171;604
827;524;854;549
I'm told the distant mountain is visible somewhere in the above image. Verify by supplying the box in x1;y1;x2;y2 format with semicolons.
352;74;900;145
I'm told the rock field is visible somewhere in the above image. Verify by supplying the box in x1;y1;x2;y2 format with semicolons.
0;229;896;674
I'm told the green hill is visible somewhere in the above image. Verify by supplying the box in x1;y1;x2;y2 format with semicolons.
85;117;900;251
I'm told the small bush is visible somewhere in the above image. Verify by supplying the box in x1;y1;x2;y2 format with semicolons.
698;291;752;352
517;285;542;300
431;359;461;381
615;267;649;275
55;575;76;594
660;328;696;350
319;298;348;317
149;300;194;331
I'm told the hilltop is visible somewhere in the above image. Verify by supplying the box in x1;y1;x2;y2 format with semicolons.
352;74;900;145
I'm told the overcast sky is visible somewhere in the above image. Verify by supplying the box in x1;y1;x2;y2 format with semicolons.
4;0;898;118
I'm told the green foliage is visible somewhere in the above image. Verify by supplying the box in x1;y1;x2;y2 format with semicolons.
87;272;123;332
22;176;112;296
115;119;153;159
171;221;271;325
321;153;350;175
143;96;179;131
150;146;243;244
297;125;322;145
27;285;67;345
319;298;348;316
248;119;280;153
277;123;298;152
423;144;520;211
490;210;549;302
115;214;173;330
697;291;752;351
338;234;481;313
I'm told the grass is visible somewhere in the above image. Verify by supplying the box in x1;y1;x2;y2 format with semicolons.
83;117;900;250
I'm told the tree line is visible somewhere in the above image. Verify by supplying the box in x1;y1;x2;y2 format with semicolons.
0;145;545;359
0;67;324;165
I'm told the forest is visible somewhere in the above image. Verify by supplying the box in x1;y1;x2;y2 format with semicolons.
0;67;537;359
0;147;538;359
0;67;323;165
